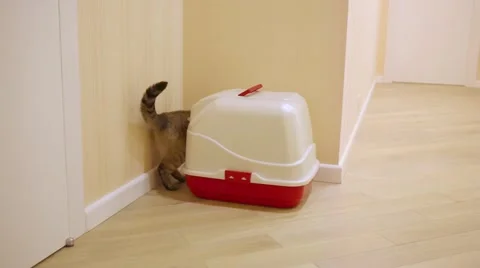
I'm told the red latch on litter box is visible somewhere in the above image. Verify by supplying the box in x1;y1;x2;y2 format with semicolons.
238;84;263;96
225;170;252;184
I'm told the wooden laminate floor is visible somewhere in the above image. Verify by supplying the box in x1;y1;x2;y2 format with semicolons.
38;83;480;268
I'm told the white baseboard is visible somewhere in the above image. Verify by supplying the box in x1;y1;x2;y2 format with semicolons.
374;75;392;84
313;77;380;185
83;165;342;228
468;80;480;88
84;169;156;231
313;163;343;184
338;77;378;169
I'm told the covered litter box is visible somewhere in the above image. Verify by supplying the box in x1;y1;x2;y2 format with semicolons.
182;84;320;208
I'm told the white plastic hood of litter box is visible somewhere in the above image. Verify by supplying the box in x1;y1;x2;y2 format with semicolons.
183;89;320;187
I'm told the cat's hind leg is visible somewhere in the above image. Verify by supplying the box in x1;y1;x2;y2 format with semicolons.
157;163;181;191
171;170;186;183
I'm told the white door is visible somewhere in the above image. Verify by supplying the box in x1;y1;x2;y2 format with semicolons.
0;1;70;267
385;0;475;85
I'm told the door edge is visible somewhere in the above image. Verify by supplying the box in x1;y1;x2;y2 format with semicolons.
58;0;87;239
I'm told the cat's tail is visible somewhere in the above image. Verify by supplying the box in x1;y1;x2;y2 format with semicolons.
140;81;168;125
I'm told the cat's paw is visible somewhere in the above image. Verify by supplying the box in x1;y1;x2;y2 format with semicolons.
174;175;186;183
171;170;186;183
162;180;182;191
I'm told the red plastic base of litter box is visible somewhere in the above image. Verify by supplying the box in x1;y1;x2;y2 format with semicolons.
186;175;312;208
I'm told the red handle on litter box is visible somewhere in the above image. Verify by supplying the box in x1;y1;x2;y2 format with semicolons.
238;84;263;96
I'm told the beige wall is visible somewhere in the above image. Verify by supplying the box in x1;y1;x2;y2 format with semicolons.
340;0;383;158
78;0;183;205
376;0;480;79
184;0;349;165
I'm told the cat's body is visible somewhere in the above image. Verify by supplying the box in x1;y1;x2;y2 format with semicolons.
140;81;190;191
